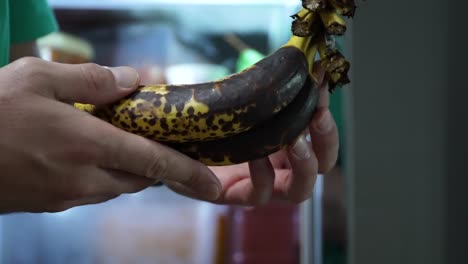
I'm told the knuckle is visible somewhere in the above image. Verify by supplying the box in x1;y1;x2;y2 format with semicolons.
10;57;42;73
143;148;169;180
79;63;112;93
8;57;47;86
177;164;199;187
318;162;336;174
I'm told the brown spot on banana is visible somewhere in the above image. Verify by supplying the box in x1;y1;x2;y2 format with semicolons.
75;45;311;143
166;75;320;166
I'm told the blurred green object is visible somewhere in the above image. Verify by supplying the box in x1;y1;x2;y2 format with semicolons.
330;36;346;166
235;48;265;72
324;241;346;264
224;34;265;72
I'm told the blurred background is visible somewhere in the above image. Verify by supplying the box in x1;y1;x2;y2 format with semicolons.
1;0;467;264
1;1;347;263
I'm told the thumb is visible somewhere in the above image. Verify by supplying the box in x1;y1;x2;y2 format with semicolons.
7;57;140;105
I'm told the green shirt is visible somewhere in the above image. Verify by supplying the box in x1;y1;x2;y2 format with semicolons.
0;0;58;67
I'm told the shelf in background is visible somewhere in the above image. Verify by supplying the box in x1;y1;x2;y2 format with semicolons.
48;0;301;51
47;0;298;10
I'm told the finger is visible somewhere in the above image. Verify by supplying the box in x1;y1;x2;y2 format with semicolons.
274;134;318;203
216;158;275;206
99;128;221;201
102;168;156;195
164;180;207;201
248;158;275;203
45;166;155;212
268;150;290;169
62;166;154;199
309;108;339;173
52;194;121;212
6;57;140;104
308;80;339;173
311;61;326;85
317;80;330;108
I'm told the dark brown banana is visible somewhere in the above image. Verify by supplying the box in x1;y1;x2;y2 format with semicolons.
75;43;313;143
74;0;361;167
166;74;319;166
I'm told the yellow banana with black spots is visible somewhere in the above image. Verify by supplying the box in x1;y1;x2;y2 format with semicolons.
75;35;315;143
74;0;358;166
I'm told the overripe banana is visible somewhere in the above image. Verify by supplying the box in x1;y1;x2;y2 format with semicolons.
166;73;320;165
76;36;314;143
74;0;358;166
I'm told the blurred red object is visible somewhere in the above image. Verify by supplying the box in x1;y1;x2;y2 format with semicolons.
225;202;300;264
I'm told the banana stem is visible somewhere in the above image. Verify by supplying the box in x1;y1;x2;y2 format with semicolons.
317;36;327;59
283;35;307;51
302;0;326;11
306;44;319;79
283;33;319;81
291;9;318;37
296;8;310;18
284;0;355;91
318;8;347;35
328;0;356;17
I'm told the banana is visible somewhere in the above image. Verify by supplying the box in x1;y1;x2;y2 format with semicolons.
74;1;358;166
75;36;315;143
318;8;347;36
166;73;320;166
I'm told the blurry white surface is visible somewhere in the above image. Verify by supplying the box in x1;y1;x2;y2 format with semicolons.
300;174;324;264
195;203;228;264
0;187;215;264
165;63;230;84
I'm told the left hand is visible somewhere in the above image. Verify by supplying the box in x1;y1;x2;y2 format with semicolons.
165;66;339;206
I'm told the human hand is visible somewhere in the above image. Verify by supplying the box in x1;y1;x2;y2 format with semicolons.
166;66;339;206
0;57;221;213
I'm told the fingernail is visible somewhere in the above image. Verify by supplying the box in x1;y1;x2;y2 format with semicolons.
315;109;334;134
108;66;139;88
201;182;221;201
291;135;311;160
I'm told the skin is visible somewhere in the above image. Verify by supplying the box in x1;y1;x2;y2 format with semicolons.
3;41;339;212
0;43;221;213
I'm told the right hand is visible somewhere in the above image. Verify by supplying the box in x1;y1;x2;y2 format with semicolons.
0;57;221;213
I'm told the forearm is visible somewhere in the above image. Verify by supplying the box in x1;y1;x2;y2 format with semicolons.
9;41;39;62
